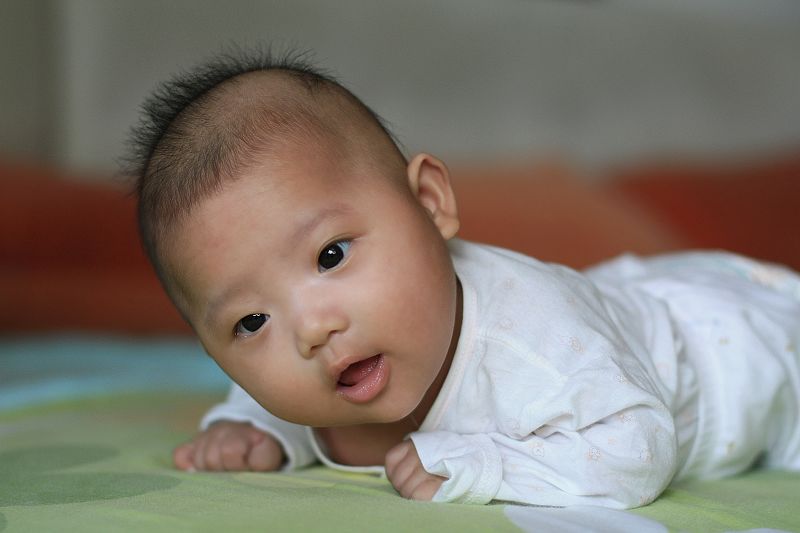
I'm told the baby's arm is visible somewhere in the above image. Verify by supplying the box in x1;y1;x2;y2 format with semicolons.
409;402;677;508
175;382;316;472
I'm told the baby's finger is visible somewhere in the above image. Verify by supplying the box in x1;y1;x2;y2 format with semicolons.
201;433;226;471
191;435;210;471
196;430;227;471
219;436;249;471
247;437;284;472
173;442;196;471
397;465;435;499
408;476;444;501
384;441;413;476
387;446;420;490
245;427;267;446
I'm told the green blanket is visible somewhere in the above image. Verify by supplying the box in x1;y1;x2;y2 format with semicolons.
1;336;798;532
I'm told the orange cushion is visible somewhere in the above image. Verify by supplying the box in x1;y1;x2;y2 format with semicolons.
609;153;800;271
0;161;189;335
452;161;683;269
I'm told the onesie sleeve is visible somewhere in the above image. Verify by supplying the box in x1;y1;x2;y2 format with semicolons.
410;400;676;508
200;383;317;470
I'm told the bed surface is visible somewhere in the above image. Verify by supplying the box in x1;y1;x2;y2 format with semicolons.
2;336;799;532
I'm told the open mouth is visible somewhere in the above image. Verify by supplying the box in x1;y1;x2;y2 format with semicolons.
336;354;388;403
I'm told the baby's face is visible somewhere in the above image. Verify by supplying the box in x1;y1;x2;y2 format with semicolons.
162;150;460;427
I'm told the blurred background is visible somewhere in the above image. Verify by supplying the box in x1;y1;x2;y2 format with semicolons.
2;0;800;175
1;0;800;336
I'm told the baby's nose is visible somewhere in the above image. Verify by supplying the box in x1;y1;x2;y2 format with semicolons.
295;309;348;358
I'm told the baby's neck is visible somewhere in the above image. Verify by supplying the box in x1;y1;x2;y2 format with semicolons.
312;418;415;466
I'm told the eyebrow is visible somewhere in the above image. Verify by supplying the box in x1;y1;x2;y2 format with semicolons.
203;283;249;330
289;203;353;245
203;203;354;330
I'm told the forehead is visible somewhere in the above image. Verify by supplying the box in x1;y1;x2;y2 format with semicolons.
190;146;365;236
161;145;402;282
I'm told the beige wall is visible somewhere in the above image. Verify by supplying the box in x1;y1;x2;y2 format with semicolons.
2;0;800;177
0;0;57;162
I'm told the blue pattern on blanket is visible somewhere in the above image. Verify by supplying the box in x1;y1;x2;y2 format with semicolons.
0;335;228;409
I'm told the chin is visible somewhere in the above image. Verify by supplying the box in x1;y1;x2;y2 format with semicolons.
378;395;422;424
336;402;414;426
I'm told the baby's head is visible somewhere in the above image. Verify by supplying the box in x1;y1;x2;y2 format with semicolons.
128;49;462;427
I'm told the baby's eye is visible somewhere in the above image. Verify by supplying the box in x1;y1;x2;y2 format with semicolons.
318;240;352;272
235;313;268;337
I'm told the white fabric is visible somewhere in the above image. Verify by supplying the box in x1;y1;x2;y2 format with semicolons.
504;504;668;533
200;240;800;508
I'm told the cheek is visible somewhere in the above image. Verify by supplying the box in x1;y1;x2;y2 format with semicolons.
206;342;287;404
231;361;305;421
366;242;456;350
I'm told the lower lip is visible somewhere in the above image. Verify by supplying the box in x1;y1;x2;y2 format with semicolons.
336;354;389;404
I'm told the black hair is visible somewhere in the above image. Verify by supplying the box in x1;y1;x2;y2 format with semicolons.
124;45;404;287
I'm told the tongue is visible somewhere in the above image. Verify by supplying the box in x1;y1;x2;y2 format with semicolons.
338;355;380;386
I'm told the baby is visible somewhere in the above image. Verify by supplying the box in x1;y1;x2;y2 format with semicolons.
128;49;800;509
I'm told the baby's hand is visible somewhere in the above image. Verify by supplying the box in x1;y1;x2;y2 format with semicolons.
384;440;446;501
173;421;284;472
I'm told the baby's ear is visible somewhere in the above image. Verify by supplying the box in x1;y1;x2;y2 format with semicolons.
406;153;460;239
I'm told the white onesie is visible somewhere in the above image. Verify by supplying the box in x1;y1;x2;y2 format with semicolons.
200;240;800;508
